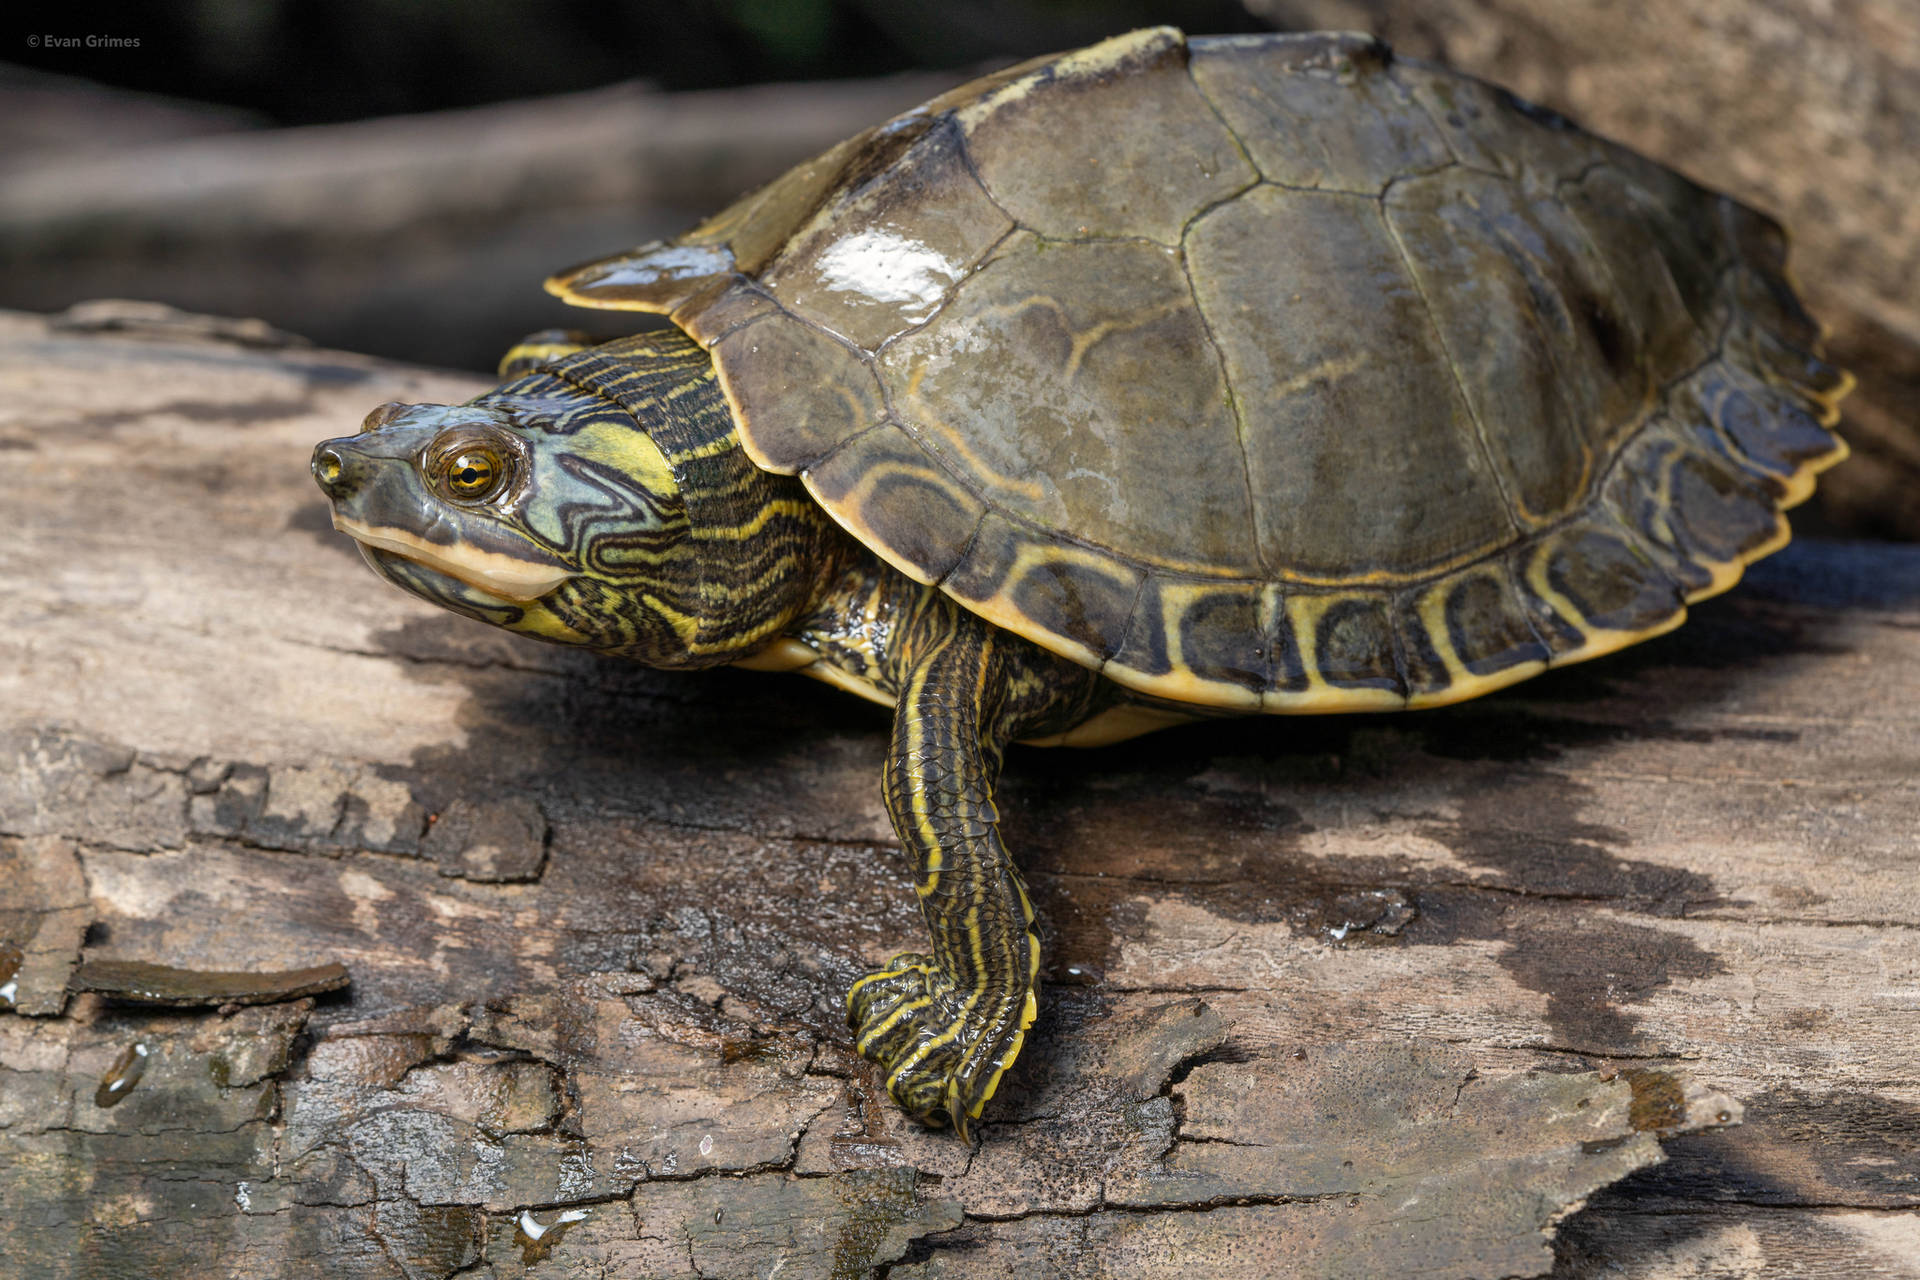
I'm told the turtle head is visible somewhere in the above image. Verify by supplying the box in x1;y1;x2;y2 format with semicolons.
312;387;698;659
312;332;827;668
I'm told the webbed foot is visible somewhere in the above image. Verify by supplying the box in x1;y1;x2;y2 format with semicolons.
847;952;1037;1139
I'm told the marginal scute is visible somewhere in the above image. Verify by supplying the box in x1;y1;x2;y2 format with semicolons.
1703;364;1846;483
1109;576;1270;707
546;242;736;314
1600;428;1719;600
1597;376;1837;612
760;117;1013;351
1396;565;1549;705
955;27;1257;245
1738;323;1852;421
1662;450;1787;573
1518;521;1684;655
711;316;886;473
803;424;985;585
1189;33;1450;193
943;514;1143;670
1447;570;1549;678
1173;583;1270;695
1295;592;1402;697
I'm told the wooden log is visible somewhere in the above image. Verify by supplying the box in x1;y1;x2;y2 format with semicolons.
0;306;1915;1277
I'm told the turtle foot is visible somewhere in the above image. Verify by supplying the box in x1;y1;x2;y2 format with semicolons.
846;952;1036;1140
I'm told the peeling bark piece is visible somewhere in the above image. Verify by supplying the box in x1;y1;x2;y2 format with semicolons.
187;763;268;840
70;957;350;1006
303;1031;445;1090
327;1001;474;1056
249;763;354;854
333;768;428;857
420;795;549;882
0;729;188;852
0;835;89;1016
185;762;428;858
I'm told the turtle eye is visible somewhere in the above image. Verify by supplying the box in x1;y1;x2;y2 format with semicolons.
443;446;506;501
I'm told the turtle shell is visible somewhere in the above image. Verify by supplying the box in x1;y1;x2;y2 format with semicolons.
549;27;1850;712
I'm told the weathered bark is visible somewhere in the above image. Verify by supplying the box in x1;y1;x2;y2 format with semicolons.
1;306;1916;1277
1247;0;1920;542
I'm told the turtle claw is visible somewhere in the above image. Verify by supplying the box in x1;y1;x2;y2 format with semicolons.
846;952;1037;1138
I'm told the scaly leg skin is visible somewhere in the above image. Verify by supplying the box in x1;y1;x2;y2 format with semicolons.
842;593;1095;1140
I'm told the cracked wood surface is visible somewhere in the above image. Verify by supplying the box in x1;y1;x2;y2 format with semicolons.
0;306;1916;1277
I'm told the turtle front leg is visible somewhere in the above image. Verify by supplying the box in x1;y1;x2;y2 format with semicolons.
848;616;1042;1140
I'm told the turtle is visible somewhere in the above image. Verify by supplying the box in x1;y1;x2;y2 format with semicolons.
310;27;1851;1139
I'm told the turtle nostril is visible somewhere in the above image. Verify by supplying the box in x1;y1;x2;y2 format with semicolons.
311;444;348;496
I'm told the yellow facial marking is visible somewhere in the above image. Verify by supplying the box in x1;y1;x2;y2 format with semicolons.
332;515;575;602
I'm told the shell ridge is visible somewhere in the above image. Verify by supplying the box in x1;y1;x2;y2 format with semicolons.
944;106;1024;239
1178;45;1267;189
1172;227;1268;577
1388;63;1475;173
1375;198;1530;542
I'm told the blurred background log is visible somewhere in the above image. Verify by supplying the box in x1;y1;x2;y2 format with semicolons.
0;69;959;371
